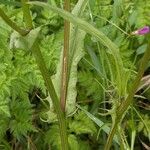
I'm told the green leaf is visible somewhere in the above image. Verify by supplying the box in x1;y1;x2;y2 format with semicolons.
0;103;10;117
78;140;91;150
45;125;61;150
128;10;138;26
68;134;79;150
0;0;21;7
45;126;81;150
10;98;36;139
43;0;88;122
86;45;102;75
0;139;11;150
69;110;97;135
0;117;9;141
136;44;147;55
77;104;119;144
9;27;41;51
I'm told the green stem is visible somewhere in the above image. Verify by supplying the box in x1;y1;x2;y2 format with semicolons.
104;122;118;150
31;40;68;150
104;42;150;150
118;43;150;117
21;1;69;149
0;8;28;35
60;0;70;112
21;0;33;29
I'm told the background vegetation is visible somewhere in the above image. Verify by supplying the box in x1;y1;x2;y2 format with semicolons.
0;0;149;149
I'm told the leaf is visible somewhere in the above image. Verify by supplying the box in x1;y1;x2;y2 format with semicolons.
0;103;10;117
85;45;102;75
78;140;91;150
0;139;11;150
9;27;41;51
9;98;36;139
128;10;138;26
43;0;88;122
136;44;147;55
0;117;9;141
77;104;120;144
69;110;97;135
45;126;80;150
0;0;21;7
68;134;79;150
45;125;61;149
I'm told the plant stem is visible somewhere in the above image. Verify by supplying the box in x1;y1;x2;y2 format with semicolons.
0;8;28;35
31;40;68;150
21;1;69;149
21;0;33;29
104;42;150;150
60;0;70;112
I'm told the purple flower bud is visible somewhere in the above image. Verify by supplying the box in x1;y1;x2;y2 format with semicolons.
131;26;150;35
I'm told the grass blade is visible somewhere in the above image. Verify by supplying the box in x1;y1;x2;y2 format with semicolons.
76;104;119;144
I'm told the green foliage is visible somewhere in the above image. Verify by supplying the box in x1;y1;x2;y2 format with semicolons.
134;0;150;27
0;0;150;149
78;70;102;101
32;4;63;34
0;15;61;144
9;97;36;140
89;0;112;27
45;125;61;149
0;23;38;140
10;27;41;51
68;134;79;150
0;117;9;141
69;110;97;135
0;140;11;150
0;0;20;6
68;134;91;150
137;114;150;138
40;31;63;74
77;105;120;144
44;0;87;122
45;110;96;150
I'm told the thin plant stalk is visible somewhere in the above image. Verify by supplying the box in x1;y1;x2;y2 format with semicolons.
104;42;150;150
31;40;68;150
0;8;28;35
21;1;69;149
60;0;71;112
21;0;33;29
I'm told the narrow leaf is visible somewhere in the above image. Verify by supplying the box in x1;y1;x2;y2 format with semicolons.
77;104;120;144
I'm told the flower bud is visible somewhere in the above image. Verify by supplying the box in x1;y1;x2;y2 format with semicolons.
131;26;150;35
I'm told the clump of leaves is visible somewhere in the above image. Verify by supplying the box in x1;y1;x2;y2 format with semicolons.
0;14;62;145
44;110;97;150
137;114;150;139
9;97;36;140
